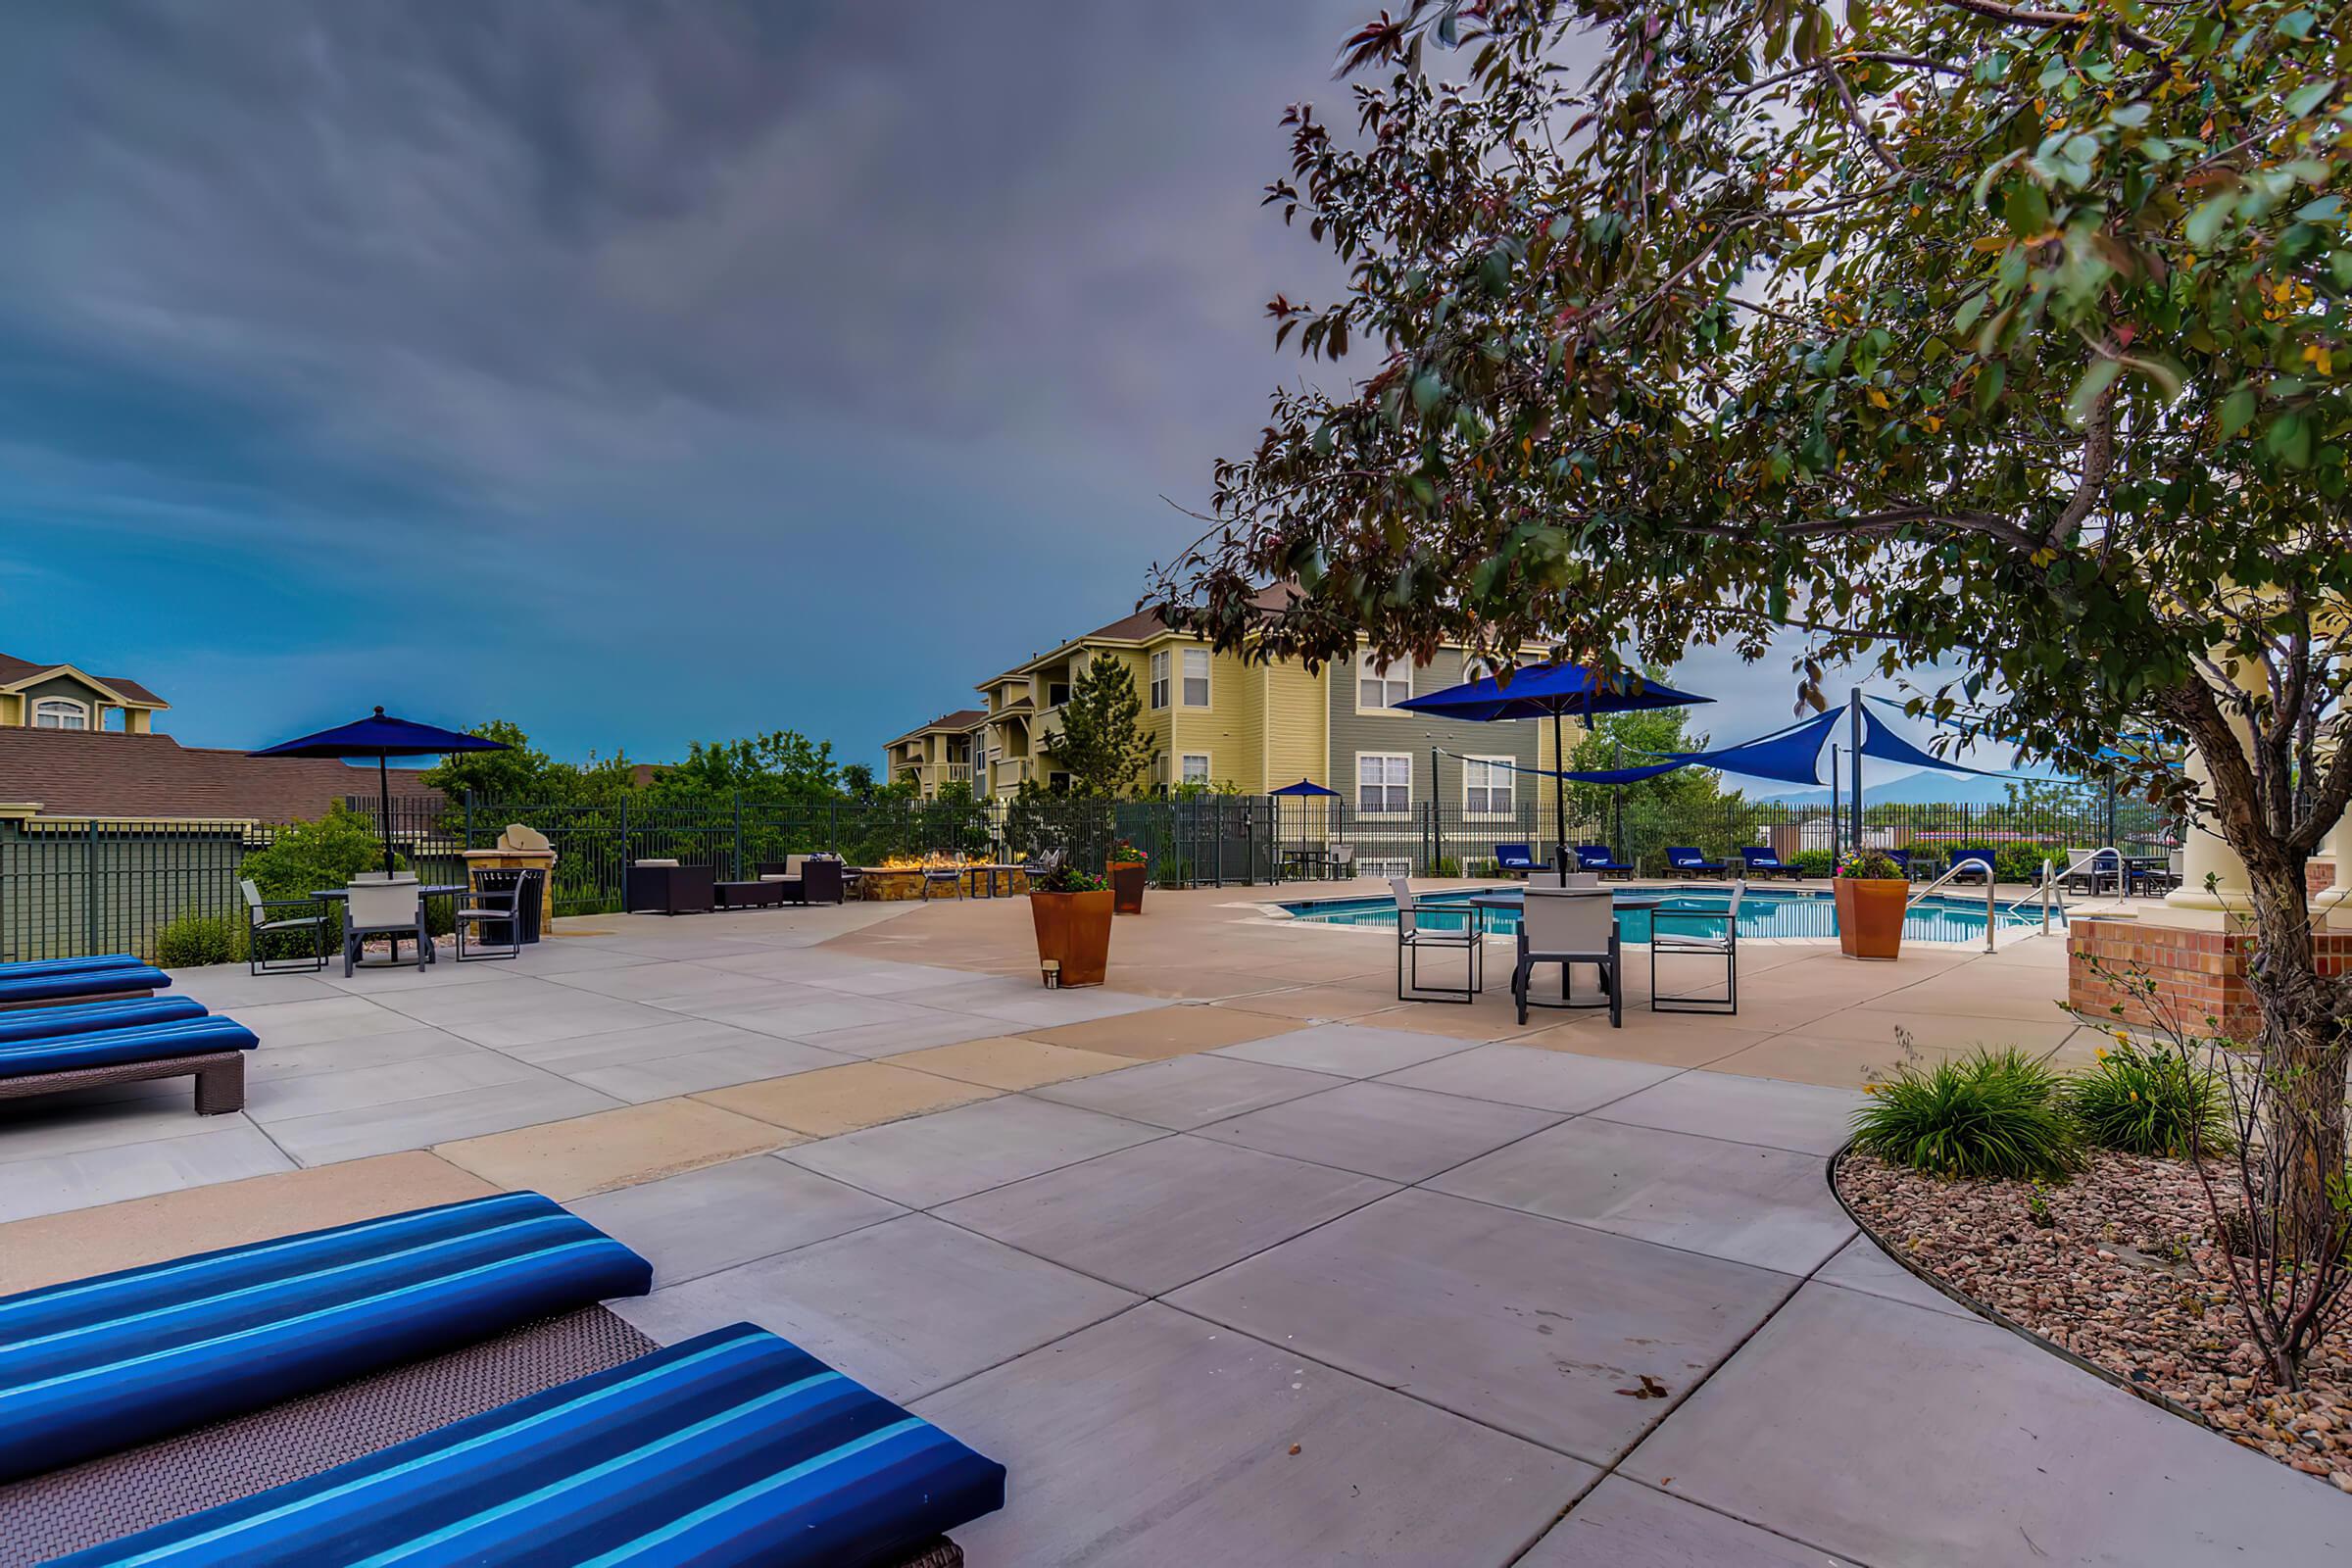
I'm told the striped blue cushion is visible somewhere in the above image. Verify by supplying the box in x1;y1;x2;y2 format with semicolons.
51;1322;1007;1567
0;965;172;1004
0;955;150;980
0;1016;255;1080
0;996;207;1044
0;1193;653;1482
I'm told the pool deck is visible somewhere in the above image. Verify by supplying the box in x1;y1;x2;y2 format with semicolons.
1;883;2340;1563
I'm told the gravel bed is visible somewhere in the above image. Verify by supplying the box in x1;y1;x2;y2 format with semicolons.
1838;1150;2351;1493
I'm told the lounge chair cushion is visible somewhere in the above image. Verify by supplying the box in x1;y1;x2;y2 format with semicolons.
0;1192;653;1483
50;1322;1007;1567
0;965;172;1005
0;956;152;981
0;995;206;1045
0;1016;256;1080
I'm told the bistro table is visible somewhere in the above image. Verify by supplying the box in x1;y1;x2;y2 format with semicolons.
312;884;469;963
1459;889;1670;997
1279;848;1336;880
965;863;1026;899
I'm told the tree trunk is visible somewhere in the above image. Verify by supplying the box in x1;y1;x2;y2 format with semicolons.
2237;855;2351;1257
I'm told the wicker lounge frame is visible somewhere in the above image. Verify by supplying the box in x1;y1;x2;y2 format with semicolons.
0;1048;245;1115
0;1304;964;1568
0;984;156;1013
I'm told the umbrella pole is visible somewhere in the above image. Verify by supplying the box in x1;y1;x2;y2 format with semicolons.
378;755;395;876
1552;710;1568;873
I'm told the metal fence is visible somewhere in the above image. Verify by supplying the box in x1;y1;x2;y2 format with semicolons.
2;787;2180;962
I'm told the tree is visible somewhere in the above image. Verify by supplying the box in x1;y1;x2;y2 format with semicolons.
419;720;555;802
1154;0;2352;1340
1042;655;1158;798
658;730;840;799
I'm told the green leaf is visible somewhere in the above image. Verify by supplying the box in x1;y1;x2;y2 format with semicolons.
2293;195;2344;223
2066;359;2125;428
1411;371;1446;414
1953;292;1987;334
2108;102;2151;128
1975;361;2007;413
2285;79;2333;117
2185;193;2235;250
2220;387;2257;437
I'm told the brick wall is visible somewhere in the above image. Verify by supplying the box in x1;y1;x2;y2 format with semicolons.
2311;858;2336;897
2070;916;2352;1039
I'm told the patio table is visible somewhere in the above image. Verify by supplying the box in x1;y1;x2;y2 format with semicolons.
1458;891;1666;996
312;884;468;964
1279;848;1335;880
965;864;1025;899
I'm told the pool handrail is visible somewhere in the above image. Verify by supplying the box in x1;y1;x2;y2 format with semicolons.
1906;856;1998;952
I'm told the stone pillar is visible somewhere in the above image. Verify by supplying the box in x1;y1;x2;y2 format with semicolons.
2315;811;2352;927
2163;669;2259;923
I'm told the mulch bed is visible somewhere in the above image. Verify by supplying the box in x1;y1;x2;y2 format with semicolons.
1838;1150;2352;1493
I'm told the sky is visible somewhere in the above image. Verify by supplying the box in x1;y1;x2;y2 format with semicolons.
0;3;2021;789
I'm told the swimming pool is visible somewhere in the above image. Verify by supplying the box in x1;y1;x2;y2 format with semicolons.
1276;885;2049;944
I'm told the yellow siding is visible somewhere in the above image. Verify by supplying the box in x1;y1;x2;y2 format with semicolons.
1262;661;1328;788
1166;643;1260;791
0;693;17;726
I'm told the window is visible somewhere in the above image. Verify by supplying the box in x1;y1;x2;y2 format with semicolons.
1048;682;1070;709
1464;758;1516;815
1181;754;1210;785
1182;649;1210;708
31;698;88;730
1358;753;1411;813
1050;771;1072;794
1150;652;1170;710
1464;653;1540;684
1357;652;1411;711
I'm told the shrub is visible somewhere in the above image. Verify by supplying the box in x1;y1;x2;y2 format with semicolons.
1852;1044;2082;1181
1432;856;1463;877
154;912;244;968
241;805;405;941
1035;862;1106;894
1791;848;1837;877
2066;1039;2233;1158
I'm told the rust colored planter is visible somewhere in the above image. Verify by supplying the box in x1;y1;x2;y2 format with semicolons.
1108;862;1148;915
1835;876;1908;960
1031;889;1114;987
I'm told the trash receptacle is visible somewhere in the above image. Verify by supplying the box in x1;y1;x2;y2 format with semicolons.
471;869;546;946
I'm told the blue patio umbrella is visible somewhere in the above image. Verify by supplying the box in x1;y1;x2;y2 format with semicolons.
249;707;510;876
1270;778;1340;797
1398;663;1713;870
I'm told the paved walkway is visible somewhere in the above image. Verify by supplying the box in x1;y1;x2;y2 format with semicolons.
0;891;2342;1562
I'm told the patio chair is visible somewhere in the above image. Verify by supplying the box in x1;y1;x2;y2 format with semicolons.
1332;843;1356;877
454;869;539;962
0;1194;1004;1568
1947;849;1996;882
1652;884;1742;1014
1391;877;1481;1004
343;878;427;976
240;878;329;976
0;1012;258;1117
923;864;964;900
0;957;172;1012
1512;886;1619;1027
1493;842;1537;878
1740;846;1803;880
1665;847;1729;878
1574;843;1635;880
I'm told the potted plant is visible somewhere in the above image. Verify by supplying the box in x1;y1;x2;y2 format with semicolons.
1106;839;1149;914
1030;862;1114;987
1833;849;1908;960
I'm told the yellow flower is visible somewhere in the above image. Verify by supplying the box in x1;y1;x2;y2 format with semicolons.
2095;1047;2109;1059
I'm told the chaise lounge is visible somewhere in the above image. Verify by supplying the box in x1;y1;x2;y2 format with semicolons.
0;1011;259;1115
1739;846;1803;880
1492;843;1538;878
1664;846;1729;878
0;956;173;1011
0;1192;1005;1567
1573;843;1635;880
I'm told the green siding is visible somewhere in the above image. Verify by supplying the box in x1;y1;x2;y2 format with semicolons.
1324;646;1544;812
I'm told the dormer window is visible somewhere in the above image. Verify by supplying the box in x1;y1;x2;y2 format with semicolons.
32;698;89;730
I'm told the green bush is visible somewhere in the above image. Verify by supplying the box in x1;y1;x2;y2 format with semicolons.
2066;1040;2233;1157
1791;849;1837;877
154;913;244;968
1853;1046;2082;1181
1432;856;1463;877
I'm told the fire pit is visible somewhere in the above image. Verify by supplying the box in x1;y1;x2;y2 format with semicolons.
851;856;1030;901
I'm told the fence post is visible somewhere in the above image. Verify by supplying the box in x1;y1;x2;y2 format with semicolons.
85;817;101;958
463;791;474;850
732;792;745;880
618;796;630;889
828;803;839;855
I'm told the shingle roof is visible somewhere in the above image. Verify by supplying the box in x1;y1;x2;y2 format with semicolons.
0;654;169;708
886;709;989;749
1068;581;1301;646
0;729;440;823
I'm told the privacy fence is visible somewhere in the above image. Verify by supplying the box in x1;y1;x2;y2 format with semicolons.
1;789;2177;963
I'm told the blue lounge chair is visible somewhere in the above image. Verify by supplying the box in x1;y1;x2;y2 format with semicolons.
2;1194;1004;1568
0;995;206;1043
1740;847;1803;880
1947;849;1996;880
1493;843;1538;877
1664;847;1728;878
0;956;152;980
0;963;172;1011
0;1014;255;1115
1574;844;1634;879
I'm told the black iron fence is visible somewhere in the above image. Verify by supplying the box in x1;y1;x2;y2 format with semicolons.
2;788;2181;962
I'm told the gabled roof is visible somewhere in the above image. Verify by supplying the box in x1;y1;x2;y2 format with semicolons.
0;729;438;822
0;654;169;708
886;709;988;748
1008;582;1305;677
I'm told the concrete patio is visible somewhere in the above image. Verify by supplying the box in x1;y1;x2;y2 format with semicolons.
0;886;2342;1563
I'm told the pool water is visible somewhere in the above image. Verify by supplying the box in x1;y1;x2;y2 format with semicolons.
1277;885;2049;944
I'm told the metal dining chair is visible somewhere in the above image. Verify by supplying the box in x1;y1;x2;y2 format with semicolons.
1651;883;1743;1014
1391;877;1481;1004
343;878;428;976
1512;886;1620;1027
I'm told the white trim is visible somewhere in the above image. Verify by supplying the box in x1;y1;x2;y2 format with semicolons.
1461;755;1517;816
30;697;91;731
1354;651;1413;715
1355;751;1412;815
1150;651;1170;710
1181;648;1210;709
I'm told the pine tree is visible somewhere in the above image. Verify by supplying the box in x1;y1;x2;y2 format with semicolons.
1044;655;1157;798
